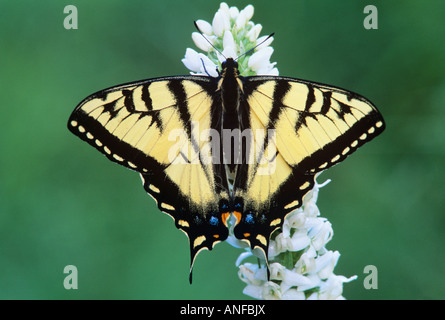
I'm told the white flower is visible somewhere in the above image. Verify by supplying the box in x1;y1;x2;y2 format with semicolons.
235;5;254;30
239;263;267;286
248;47;273;69
194;19;212;36
182;2;277;76
255;35;274;50
242;284;264;300
270;263;313;288
229;6;239;19
282;289;306;300
191;32;213;52
218;2;230;20
181;48;218;77
241;5;254;22
236;173;357;300
181;48;202;73
273;229;311;254
221;31;236;59
212;12;225;37
318;274;358;300
247;24;262;42
222;30;235;50
256;63;279;76
262;282;282;300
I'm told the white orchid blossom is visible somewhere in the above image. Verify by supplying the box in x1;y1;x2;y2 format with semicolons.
182;2;278;77
236;175;357;300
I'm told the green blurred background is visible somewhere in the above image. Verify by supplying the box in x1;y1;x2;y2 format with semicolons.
1;0;444;299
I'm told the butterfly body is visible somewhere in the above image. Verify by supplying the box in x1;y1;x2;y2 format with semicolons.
68;56;384;282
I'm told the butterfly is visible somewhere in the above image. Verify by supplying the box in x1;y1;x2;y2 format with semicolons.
68;34;384;283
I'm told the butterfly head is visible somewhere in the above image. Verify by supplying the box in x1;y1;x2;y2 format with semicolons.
220;58;240;78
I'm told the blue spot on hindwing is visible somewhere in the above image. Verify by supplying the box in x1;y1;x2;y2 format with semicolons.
209;216;219;226
245;213;254;224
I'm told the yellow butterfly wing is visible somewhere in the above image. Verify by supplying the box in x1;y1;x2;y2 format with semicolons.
68;76;231;281
232;76;385;258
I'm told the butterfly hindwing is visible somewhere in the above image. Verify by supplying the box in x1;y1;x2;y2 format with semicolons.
140;172;229;283
232;76;385;258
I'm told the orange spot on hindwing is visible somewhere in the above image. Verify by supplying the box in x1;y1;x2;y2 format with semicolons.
221;212;230;226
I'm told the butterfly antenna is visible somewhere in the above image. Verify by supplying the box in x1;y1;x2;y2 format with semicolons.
193;21;226;60
235;33;275;61
200;58;213;77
